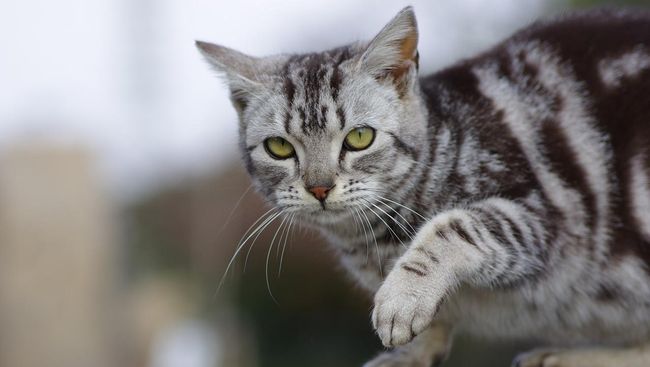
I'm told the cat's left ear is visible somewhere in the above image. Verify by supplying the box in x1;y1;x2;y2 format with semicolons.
359;6;419;95
195;41;264;113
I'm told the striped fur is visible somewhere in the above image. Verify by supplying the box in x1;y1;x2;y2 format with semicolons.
198;7;650;366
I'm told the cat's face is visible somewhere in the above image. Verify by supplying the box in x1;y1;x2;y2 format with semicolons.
198;7;425;223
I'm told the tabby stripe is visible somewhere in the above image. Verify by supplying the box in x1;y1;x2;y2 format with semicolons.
330;64;342;101
388;132;419;160
526;43;612;259
489;209;526;283
471;207;518;281
411;119;444;214
414;246;440;264
474;62;581;229
448;219;479;249
501;198;548;262
301;55;327;131
401;263;428;277
336;107;346;130
428;127;462;209
388;161;416;193
475;208;512;249
539;119;596;228
281;58;298;134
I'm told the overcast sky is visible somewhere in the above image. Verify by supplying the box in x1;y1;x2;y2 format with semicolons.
0;0;556;201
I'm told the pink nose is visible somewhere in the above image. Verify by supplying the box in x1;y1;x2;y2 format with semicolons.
308;186;332;202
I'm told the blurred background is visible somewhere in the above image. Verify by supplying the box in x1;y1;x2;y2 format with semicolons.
1;0;649;366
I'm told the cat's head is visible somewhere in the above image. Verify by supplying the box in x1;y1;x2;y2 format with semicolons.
197;7;426;223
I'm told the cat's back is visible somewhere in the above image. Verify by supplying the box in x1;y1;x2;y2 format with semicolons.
518;9;650;169
462;8;650;170
419;9;650;343
513;8;650;126
422;8;650;120
424;7;649;284
515;8;650;57
421;9;650;203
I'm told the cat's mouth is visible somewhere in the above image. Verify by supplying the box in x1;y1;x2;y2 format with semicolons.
304;202;349;215
311;205;344;213
302;205;352;225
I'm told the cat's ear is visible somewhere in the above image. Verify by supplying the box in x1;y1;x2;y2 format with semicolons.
359;6;419;94
196;41;263;112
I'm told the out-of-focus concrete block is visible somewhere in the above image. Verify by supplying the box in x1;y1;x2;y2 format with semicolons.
0;142;120;367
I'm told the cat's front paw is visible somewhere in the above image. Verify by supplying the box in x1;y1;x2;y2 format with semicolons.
371;262;447;347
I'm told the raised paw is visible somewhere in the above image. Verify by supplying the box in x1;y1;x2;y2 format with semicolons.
372;292;437;348
371;263;448;347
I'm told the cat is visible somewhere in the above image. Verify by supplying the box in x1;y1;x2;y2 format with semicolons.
197;6;650;367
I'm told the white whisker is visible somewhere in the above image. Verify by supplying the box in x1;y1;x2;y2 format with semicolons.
361;200;408;250
243;210;284;271
369;190;428;220
352;207;370;264
278;212;297;277
266;212;289;305
357;204;383;277
375;198;418;236
215;184;253;239
369;201;415;241
215;207;280;295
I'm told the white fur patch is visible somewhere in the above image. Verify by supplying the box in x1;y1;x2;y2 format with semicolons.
630;153;650;241
598;46;650;89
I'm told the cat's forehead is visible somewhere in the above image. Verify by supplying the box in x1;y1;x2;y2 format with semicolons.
282;46;356;79
278;46;359;136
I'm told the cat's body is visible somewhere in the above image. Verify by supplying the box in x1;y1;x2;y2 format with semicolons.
323;9;650;346
198;7;650;366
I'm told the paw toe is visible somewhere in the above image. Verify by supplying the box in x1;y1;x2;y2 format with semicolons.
411;311;431;336
388;319;412;347
373;301;422;347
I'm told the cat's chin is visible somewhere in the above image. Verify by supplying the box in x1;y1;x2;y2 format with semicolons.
300;206;354;225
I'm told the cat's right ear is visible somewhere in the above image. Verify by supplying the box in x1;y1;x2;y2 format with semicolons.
195;41;263;112
358;7;419;95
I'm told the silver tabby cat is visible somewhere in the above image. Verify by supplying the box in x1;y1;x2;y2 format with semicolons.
197;7;650;367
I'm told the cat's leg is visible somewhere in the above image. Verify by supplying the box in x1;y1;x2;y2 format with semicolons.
513;343;650;367
363;322;451;367
373;196;551;347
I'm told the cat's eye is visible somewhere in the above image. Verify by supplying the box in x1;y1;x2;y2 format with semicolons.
344;127;375;151
264;137;295;159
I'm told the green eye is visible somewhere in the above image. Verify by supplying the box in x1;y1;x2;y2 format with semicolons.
264;137;295;159
344;127;375;151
